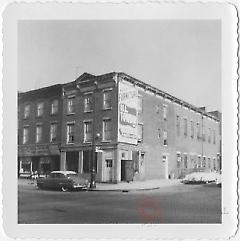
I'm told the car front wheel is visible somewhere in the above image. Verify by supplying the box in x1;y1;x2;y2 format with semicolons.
61;185;69;192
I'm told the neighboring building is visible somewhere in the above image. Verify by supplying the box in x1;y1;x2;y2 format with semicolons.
18;72;221;182
18;85;63;177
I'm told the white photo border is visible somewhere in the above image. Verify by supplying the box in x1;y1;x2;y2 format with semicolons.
2;1;238;239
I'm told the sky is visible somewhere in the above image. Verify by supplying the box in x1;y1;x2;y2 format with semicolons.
18;20;221;111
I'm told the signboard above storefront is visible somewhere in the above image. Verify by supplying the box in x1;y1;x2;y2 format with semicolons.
18;144;60;157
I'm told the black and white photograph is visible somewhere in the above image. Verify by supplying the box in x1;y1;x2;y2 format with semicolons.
2;1;238;240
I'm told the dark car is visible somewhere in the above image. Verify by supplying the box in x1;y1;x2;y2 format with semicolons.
36;171;89;192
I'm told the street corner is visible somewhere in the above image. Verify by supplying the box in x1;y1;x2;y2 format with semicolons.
137;197;162;222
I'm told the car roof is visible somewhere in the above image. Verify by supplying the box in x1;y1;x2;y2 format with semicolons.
51;171;77;175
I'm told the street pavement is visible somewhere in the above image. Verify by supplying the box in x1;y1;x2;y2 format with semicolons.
18;179;221;224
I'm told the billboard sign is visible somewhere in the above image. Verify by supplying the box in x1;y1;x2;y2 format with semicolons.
118;81;138;144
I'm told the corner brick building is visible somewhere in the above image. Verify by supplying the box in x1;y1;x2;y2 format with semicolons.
18;72;221;182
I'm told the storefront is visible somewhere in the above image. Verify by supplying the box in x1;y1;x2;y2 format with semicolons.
18;144;60;177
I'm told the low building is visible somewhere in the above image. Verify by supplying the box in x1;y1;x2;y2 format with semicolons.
18;72;221;181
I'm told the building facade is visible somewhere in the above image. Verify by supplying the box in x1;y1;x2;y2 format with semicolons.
18;85;63;177
18;72;221;181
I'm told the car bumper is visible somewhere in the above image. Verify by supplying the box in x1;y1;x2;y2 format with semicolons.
73;184;88;189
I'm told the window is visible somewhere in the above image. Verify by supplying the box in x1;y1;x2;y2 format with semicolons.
197;123;200;140
202;157;206;168
177;153;181;168
51;99;58;115
24;105;30;119
184;118;188;137
84;94;93;112
213;130;216;144
36;125;43;143
163;105;167;120
137;95;143;114
213;158;216;170
208;157;211;169
184;154;188;168
50;123;57;142
198;156;202;168
163;130;168;146
37;102;44;117
23;127;29;144
103;90;112;109
190;121;194;138
84;121;93;142
103;119;112;141
176;115;180;136
67;97;75;114
67;123;75;143
137;124;143;142
106;159;113;167
208;128;211;143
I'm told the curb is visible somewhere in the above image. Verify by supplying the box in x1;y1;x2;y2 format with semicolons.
87;187;161;192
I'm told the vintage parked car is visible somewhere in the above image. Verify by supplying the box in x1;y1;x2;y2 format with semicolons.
36;171;90;191
182;171;221;185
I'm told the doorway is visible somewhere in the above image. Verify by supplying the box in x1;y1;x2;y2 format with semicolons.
121;160;133;181
103;159;113;182
162;155;169;179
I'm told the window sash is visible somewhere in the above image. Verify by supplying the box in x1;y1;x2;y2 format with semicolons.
176;116;180;136
67;98;75;114
184;119;188;136
103;91;112;109
103;120;111;140
190;121;194;138
84;122;93;142
23;128;29;144
67;124;74;143
51;100;58;114
208;128;211;143
163;105;167;119
137;124;143;141
176;154;181;168
163;131;167;145
36;126;42;143
37;103;44;116
196;123;200;139
84;95;93;112
50;124;57;142
24;105;30;118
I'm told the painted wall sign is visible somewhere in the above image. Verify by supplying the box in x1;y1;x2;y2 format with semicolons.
118;81;138;144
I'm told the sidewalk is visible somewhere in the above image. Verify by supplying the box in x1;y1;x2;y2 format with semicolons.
18;178;182;191
91;179;181;191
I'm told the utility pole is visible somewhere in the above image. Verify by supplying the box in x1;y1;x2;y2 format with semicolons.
90;81;98;189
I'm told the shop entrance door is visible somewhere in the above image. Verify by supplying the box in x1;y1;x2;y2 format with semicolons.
121;160;133;181
103;159;113;182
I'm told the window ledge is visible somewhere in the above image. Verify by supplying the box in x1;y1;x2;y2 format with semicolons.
84;110;93;113
67;113;75;116
101;140;112;143
66;142;74;145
